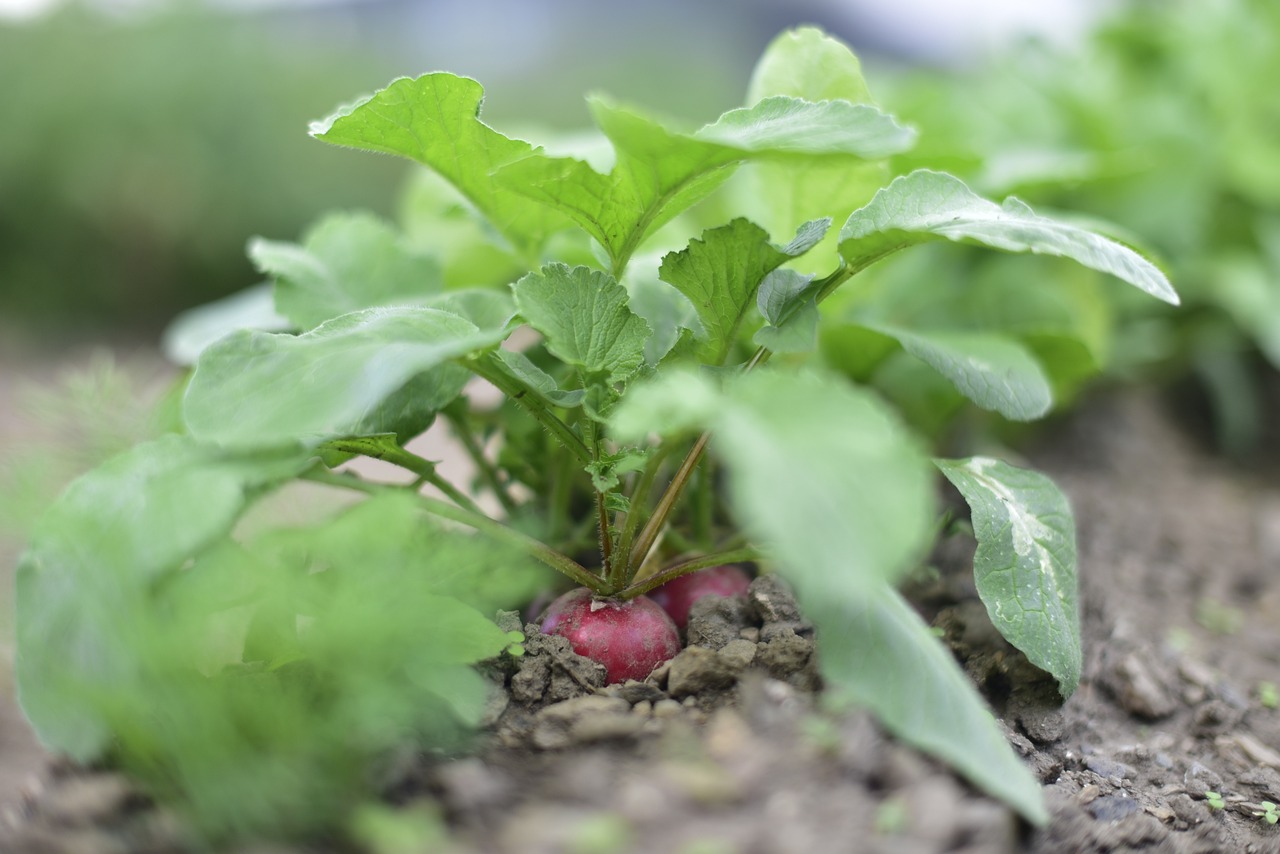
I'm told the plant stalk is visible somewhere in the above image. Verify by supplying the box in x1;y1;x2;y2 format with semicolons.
617;546;759;599
466;354;592;465
444;409;519;515
324;438;487;518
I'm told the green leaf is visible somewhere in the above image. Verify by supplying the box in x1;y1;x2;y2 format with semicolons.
251;212;443;330
660;218;828;365
16;436;310;759
511;263;651;383
584;448;649;493
610;368;1046;822
935;457;1081;698
810;585;1048;825
838;170;1179;304
740;27;897;273
754;269;821;353
493;349;585;407
613;368;935;592
496;96;911;273
623;274;704;366
185;307;506;447
162;284;292;367
310;74;569;257
864;324;1053;421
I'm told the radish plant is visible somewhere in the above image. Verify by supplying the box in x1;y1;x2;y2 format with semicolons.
16;27;1176;841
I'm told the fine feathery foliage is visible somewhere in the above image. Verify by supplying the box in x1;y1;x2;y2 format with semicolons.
16;26;1178;842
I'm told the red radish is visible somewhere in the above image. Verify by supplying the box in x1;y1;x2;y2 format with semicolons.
647;565;752;630
540;588;680;684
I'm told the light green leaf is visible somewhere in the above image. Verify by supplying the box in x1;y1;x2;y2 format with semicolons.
610;368;1046;820
493;349;585;407
754;269;821;353
935;457;1081;698
584;448;650;493
251;212;443;330
741;27;895;273
660;218;828;365
624;275;704;366
496;95;911;273
425;288;519;333
865;324;1053;421
161;284;292;367
16;436;310;759
613;368;935;592
839;170;1179;304
811;585;1048;825
185;307;506;447
511;263;651;383
310;74;569;256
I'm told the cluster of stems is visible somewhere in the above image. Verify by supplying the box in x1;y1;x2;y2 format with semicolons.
308;260;865;598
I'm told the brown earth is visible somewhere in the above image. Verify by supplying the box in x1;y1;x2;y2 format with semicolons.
2;365;1280;853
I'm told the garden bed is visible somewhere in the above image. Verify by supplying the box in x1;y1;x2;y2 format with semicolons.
4;385;1279;854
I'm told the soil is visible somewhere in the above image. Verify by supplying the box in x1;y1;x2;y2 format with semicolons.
3;385;1280;854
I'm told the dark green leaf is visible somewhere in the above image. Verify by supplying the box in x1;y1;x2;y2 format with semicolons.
935;457;1081;697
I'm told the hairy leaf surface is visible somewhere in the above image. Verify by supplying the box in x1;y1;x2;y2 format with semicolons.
936;457;1081;697
512;263;651;383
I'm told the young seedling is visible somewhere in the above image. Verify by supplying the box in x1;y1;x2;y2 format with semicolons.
1254;802;1278;825
1258;681;1279;709
14;25;1177;842
1205;791;1226;811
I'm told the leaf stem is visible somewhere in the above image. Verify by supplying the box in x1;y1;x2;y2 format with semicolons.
627;432;709;573
302;467;601;590
613;442;672;583
467;353;592;465
325;438;486;517
618;546;759;599
627;258;878;574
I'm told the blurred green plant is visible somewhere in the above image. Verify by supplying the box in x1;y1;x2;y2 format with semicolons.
0;6;404;334
879;0;1280;451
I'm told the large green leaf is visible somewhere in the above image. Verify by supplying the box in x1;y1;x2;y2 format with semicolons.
250;212;443;330
310;74;569;257
612;369;1045;822
811;586;1048;825
16;436;310;759
495;95;912;273
935;457;1081;698
613;368;935;593
838;170;1179;304
866;324;1053;421
660;218;828;365
511;263;651;383
185;307;506;447
740;26;895;273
